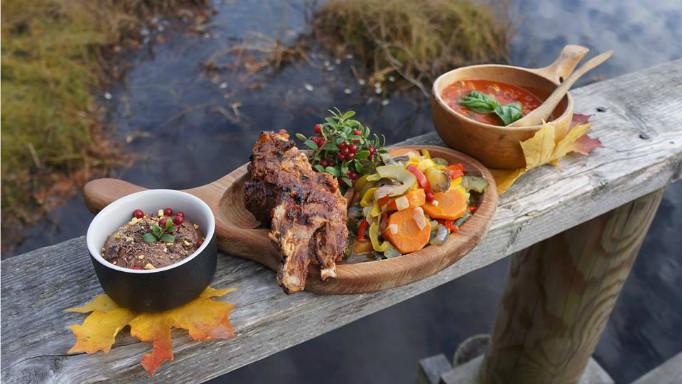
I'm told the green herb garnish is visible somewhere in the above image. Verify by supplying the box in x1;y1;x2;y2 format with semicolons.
296;108;387;189
143;218;176;244
458;91;523;125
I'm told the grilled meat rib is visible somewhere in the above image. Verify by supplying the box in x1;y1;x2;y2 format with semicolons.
244;131;348;293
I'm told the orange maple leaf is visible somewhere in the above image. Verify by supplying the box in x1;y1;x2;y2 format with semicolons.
66;287;236;376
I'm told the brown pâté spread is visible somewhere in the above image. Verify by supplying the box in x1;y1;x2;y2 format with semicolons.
102;209;204;270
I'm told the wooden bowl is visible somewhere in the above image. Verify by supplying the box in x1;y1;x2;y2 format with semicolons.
84;146;497;294
431;45;588;169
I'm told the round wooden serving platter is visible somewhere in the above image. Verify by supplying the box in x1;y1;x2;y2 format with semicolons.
83;145;497;294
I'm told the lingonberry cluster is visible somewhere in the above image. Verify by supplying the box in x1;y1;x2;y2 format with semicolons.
296;108;386;190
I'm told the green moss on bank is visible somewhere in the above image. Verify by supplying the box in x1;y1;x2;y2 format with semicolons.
1;0;205;248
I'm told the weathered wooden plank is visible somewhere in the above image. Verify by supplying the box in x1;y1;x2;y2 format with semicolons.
2;59;682;383
632;352;682;384
439;356;613;384
418;354;452;384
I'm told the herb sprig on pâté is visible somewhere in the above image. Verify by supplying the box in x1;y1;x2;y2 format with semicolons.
296;108;387;189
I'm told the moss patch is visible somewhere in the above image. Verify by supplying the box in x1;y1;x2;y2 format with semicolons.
1;0;205;250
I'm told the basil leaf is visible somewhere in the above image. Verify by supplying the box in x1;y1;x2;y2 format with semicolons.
143;233;157;243
303;140;318;150
458;91;498;113
295;133;308;142
494;102;523;125
151;224;162;238
160;234;175;243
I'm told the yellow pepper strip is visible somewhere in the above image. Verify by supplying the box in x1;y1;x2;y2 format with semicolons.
420;149;431;159
361;187;378;207
366;173;382;182
370;200;381;217
369;222;390;252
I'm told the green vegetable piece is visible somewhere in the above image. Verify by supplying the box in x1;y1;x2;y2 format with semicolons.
461;176;488;193
151;224;162;238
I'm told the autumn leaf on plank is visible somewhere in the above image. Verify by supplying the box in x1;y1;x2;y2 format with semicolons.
66;287;237;376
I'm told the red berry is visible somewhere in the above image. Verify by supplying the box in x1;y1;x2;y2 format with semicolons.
132;209;144;219
173;214;184;225
320;159;328;167
347;152;355;160
348;171;357;179
339;142;347;150
159;217;169;226
314;124;322;133
338;153;346;160
369;145;376;154
342;147;350;155
349;144;357;153
163;208;173;216
176;211;185;217
353;129;361;135
425;191;435;202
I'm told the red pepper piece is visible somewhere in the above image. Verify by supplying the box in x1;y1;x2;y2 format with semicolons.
439;219;459;232
356;219;369;241
445;163;465;180
407;165;430;192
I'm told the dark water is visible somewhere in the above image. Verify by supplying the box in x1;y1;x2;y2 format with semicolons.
8;0;682;382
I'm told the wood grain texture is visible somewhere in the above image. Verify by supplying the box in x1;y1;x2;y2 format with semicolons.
480;189;665;384
2;60;682;383
83;146;498;294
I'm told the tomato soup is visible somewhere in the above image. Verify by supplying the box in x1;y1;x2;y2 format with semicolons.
442;79;543;126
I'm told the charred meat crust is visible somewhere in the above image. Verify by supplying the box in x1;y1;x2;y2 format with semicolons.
244;131;348;293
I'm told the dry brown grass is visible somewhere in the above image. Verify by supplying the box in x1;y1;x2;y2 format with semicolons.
312;0;511;94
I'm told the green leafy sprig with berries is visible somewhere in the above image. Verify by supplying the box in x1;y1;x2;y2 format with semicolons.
143;218;176;244
296;108;387;188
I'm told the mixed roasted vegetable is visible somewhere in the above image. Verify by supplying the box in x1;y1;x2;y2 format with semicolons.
298;108;488;260
348;149;488;259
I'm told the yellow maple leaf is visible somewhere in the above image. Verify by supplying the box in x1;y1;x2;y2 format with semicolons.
66;287;237;376
520;122;556;168
491;117;600;194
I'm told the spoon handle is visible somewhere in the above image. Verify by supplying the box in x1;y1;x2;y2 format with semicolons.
510;50;613;127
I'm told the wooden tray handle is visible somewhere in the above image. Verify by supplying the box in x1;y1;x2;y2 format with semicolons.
530;44;589;84
83;178;146;213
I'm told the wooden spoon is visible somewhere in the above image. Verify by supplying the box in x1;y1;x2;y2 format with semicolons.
509;50;613;127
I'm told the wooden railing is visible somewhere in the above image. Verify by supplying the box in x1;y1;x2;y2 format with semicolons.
2;59;681;383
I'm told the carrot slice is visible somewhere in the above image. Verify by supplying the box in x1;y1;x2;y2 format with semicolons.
423;187;467;220
385;189;426;211
382;207;431;254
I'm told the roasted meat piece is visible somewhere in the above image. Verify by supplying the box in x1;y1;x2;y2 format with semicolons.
244;131;348;293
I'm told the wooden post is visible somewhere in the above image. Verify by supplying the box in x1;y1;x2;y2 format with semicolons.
480;189;665;384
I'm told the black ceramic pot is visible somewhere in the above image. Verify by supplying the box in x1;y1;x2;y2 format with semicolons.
86;189;217;312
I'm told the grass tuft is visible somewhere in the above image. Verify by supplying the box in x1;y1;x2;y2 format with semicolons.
312;0;510;93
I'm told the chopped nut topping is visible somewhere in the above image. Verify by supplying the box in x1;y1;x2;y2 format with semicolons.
193;224;199;229
144;263;155;270
158;209;164;217
137;254;145;259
